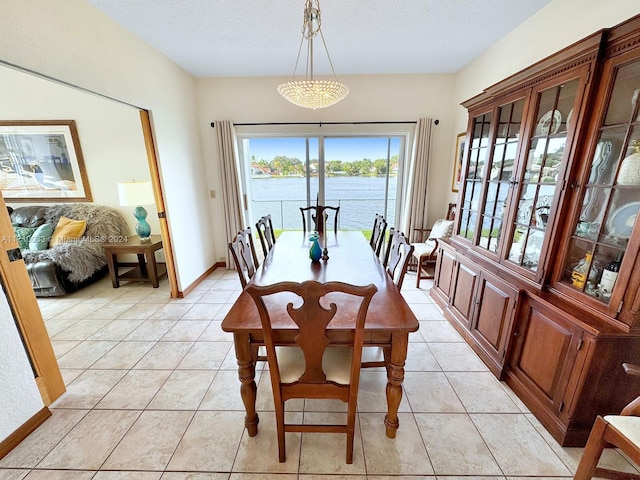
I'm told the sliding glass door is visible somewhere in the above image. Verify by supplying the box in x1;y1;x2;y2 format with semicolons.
324;137;400;230
238;134;405;233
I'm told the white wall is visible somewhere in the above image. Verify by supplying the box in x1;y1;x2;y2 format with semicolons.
0;65;160;237
453;0;640;134
0;291;43;440
0;0;215;291
196;73;458;259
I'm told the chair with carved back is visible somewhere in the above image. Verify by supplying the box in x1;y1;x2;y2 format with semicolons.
573;362;640;479
245;279;377;464
370;213;387;256
361;227;414;370
300;205;340;234
383;227;415;291
228;227;259;289
255;214;276;258
411;202;456;288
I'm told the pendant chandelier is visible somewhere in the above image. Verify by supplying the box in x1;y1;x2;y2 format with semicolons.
277;0;349;110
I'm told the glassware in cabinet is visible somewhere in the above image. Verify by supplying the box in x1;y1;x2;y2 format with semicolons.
560;60;640;306
505;80;579;275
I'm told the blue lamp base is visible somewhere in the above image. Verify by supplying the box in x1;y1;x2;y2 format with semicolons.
133;205;151;242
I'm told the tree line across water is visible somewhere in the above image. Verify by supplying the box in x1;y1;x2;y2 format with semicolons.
251;155;399;176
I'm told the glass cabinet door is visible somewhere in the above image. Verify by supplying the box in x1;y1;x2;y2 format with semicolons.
459;111;492;242
560;60;640;306
477;98;525;255
506;80;580;276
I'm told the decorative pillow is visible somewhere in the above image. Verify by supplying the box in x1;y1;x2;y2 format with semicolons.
28;223;55;251
428;219;454;240
14;226;37;250
49;216;87;247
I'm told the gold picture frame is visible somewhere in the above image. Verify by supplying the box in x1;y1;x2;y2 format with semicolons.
452;132;465;193
0;120;92;202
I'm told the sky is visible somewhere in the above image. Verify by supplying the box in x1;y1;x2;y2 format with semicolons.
247;136;401;163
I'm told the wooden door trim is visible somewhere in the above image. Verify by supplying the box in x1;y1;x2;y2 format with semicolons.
0;194;65;405
140;110;179;298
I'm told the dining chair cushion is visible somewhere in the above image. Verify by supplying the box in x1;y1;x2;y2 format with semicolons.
276;346;353;385
428;219;454;240
412;239;437;258
605;415;640;446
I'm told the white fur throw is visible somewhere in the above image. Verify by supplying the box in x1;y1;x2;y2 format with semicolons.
22;239;107;282
45;203;130;240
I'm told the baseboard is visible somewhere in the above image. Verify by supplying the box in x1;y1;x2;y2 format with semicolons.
0;407;51;460
178;262;225;298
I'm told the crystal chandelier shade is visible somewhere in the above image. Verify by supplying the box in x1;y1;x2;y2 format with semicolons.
277;0;349;110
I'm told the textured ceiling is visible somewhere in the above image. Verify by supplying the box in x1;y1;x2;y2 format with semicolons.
87;0;552;78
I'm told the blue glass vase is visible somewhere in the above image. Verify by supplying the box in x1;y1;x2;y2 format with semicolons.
309;233;322;262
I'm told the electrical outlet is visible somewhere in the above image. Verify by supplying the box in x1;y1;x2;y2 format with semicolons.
210;190;216;199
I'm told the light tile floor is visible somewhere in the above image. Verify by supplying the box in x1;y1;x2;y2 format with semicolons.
1;269;638;479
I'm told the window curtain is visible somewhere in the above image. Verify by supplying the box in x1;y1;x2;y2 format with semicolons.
216;120;245;268
401;117;434;241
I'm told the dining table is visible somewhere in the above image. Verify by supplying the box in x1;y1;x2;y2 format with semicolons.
221;230;419;438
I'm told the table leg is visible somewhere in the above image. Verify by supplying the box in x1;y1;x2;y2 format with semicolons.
147;251;160;288
106;252;119;288
234;332;259;436
385;332;408;438
137;253;148;275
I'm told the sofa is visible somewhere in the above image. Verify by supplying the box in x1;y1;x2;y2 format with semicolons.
9;203;130;297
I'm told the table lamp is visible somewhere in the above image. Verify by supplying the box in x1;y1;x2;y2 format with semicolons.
118;181;154;242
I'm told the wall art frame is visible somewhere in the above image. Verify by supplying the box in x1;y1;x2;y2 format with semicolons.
0;120;92;202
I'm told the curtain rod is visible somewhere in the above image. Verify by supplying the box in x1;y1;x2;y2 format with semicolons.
210;120;439;128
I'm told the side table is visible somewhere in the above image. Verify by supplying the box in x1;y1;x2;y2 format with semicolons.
103;235;167;288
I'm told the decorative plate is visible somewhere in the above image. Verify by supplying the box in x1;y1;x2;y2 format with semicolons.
535;110;562;136
607;201;640;238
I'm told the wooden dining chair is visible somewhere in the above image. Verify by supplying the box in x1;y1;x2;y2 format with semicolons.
383;227;415;290
300;205;340;234
573;363;640;479
245;279;378;464
411;202;456;287
255;214;276;257
370;213;387;256
228;227;259;289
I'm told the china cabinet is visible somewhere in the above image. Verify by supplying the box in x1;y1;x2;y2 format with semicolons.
432;14;640;446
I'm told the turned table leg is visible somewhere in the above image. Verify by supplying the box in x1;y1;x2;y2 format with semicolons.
385;332;408;438
234;332;259;436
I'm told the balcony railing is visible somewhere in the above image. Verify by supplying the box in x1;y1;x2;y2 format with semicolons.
252;198;397;231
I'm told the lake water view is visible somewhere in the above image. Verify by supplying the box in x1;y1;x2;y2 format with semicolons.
250;175;397;231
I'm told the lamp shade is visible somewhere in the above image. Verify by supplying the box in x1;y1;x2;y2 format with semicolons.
117;181;154;207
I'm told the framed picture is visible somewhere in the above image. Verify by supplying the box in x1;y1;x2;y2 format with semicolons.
0;120;92;202
451;132;466;193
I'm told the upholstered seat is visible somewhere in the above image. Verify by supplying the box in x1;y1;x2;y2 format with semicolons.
411;217;454;287
276;346;353;385
573;362;640;479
